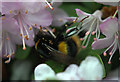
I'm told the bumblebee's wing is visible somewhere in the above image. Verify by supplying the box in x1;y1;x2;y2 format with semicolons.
43;43;75;64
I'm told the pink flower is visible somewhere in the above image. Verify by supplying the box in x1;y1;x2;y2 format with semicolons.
2;1;52;50
66;9;102;48
0;17;22;63
44;0;68;26
92;17;120;64
51;1;68;27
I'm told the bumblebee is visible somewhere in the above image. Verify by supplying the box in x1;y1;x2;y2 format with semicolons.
34;18;85;64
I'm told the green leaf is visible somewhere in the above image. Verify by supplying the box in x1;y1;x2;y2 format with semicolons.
15;46;31;59
82;2;103;12
45;60;66;73
60;2;92;17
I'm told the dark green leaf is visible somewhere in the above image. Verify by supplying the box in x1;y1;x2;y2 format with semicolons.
15;46;31;59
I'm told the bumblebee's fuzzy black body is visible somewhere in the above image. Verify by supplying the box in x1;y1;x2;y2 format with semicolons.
34;23;81;64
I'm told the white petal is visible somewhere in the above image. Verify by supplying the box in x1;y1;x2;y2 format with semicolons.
65;64;79;74
56;72;80;80
34;64;56;80
56;64;79;80
78;56;104;80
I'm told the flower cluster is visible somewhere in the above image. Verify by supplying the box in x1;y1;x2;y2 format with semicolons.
66;1;120;64
34;56;104;80
0;0;68;63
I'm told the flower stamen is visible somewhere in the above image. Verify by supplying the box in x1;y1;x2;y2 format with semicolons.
112;9;118;18
2;17;5;20
9;10;12;14
45;0;54;10
29;27;32;30
25;10;28;14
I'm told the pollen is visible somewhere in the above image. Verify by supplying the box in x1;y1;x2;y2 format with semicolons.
5;60;10;64
43;29;48;32
65;24;68;27
20;33;22;36
24;35;29;40
7;55;10;58
2;17;5;20
34;24;37;26
45;0;54;10
29;27;32;30
9;10;12;14
52;28;55;33
6;37;9;40
59;18;63;22
49;40;53;45
25;10;28;14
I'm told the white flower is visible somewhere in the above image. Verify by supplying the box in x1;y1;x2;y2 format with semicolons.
56;64;80;80
78;56;104;80
34;56;104;80
34;64;56;80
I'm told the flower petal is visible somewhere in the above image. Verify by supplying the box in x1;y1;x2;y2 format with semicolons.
2;18;20;35
24;9;52;27
65;64;79;74
21;2;45;14
100;17;118;37
92;37;114;50
78;56;104;80
92;10;102;21
65;17;76;22
34;64;55;80
51;8;68;27
2;2;22;14
75;9;90;21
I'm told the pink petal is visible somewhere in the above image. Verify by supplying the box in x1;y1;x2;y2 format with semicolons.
51;8;68;26
94;0;118;6
75;9;90;20
65;17;76;22
24;9;52;27
92;37;114;50
100;17;118;37
21;2;45;14
2;18;20;35
2;2;22;14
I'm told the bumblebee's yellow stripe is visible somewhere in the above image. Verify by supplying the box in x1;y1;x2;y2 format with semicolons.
58;41;68;55
72;35;81;54
35;39;40;50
